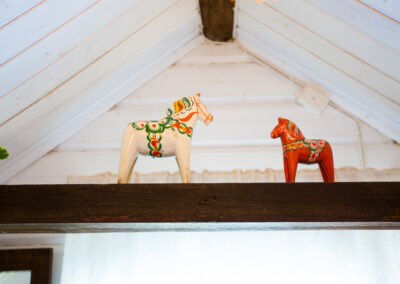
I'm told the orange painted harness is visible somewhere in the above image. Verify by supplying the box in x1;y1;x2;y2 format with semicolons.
177;96;212;124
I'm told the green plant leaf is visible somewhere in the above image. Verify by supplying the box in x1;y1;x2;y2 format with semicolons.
0;145;9;160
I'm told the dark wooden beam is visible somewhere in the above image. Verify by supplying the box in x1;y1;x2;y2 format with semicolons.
0;183;399;232
199;0;234;42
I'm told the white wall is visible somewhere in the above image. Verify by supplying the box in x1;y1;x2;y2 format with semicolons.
60;231;400;284
7;42;400;184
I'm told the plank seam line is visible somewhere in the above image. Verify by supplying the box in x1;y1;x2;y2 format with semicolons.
0;10;198;148
302;0;400;56
356;0;400;24
0;0;101;67
237;34;400;139
261;1;400;86
0;0;186;127
0;0;149;99
0;0;46;30
238;8;400;107
0;32;201;182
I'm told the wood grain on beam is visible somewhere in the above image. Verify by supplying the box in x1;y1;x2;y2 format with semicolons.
0;183;399;232
199;0;234;41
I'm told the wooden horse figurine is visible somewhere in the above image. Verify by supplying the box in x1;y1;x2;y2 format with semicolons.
118;93;213;184
270;117;334;182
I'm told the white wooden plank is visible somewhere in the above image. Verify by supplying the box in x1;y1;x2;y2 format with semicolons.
359;0;400;22
364;143;400;169
304;0;400;53
237;0;400;104
57;100;357;152
4;42;400;184
0;11;202;183
0;0;43;28
236;9;400;115
177;41;251;64
236;11;400;142
0;0;144;95
257;0;400;82
0;0;178;124
360;122;392;144
0;13;199;150
0;0;99;64
121;62;298;103
0;0;199;145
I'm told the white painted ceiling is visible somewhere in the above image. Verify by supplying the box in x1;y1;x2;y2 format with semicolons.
0;0;399;183
235;0;400;142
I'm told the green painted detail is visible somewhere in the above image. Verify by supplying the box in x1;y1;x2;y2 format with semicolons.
147;133;163;158
0;145;9;160
131;112;193;157
166;108;173;117
131;121;145;130
182;97;191;109
283;139;327;163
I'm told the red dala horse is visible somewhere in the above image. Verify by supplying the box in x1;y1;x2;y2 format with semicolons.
271;117;334;182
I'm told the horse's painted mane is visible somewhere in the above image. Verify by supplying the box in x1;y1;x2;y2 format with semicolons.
166;96;193;117
282;118;305;139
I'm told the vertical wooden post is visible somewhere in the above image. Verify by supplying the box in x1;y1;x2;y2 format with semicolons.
199;0;235;42
0;249;52;284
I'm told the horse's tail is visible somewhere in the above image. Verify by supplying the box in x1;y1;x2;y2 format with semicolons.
118;124;137;184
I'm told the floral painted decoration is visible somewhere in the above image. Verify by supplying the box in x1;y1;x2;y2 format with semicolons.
283;139;327;163
270;117;334;182
131;97;194;157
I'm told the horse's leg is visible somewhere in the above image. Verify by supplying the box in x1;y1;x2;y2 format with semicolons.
322;145;335;182
118;147;138;184
175;141;191;183
318;162;329;182
283;157;290;183
127;156;138;182
286;152;298;183
118;126;138;184
175;156;184;181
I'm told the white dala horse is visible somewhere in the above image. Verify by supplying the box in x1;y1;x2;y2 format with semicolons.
118;93;213;183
